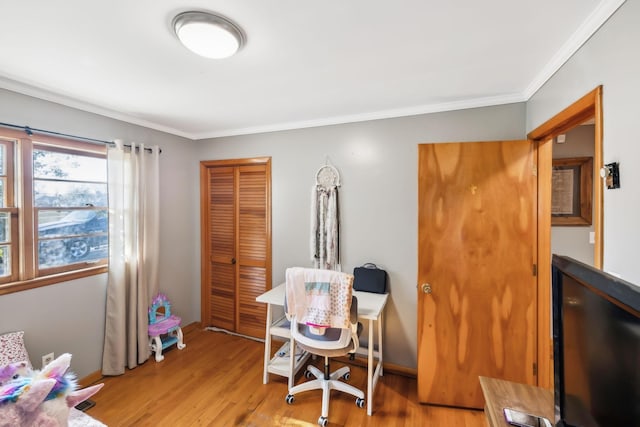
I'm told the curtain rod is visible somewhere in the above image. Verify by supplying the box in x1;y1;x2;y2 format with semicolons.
0;122;161;154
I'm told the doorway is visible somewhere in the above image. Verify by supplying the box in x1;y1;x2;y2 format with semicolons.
550;124;596;266
416;87;604;402
529;86;603;388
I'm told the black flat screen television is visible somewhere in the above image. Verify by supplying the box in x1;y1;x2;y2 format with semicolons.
552;255;640;427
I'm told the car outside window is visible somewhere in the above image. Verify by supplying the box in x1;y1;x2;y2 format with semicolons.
38;209;108;268
33;146;107;272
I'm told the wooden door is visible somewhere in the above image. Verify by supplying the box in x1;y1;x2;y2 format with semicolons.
236;164;271;337
417;141;537;409
206;166;236;331
200;158;271;339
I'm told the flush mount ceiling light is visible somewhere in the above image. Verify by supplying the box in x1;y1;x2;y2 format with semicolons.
172;11;245;59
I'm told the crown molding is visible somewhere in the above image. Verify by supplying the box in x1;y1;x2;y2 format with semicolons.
193;93;526;139
0;76;194;140
523;0;626;99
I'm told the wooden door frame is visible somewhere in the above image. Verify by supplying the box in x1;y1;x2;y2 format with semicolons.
528;86;603;388
199;157;272;330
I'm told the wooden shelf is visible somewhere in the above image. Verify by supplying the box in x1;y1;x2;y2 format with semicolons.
479;377;553;427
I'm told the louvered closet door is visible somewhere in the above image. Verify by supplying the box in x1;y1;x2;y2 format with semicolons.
200;158;271;339
206;166;237;331
236;164;269;338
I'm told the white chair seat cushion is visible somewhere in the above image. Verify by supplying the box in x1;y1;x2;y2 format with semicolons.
292;324;355;357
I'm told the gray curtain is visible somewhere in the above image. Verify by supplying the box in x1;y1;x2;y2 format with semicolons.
102;141;160;375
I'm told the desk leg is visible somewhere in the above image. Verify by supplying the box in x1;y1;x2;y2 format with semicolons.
365;313;384;416
378;311;384;377
367;318;374;416
262;303;272;384
288;337;295;390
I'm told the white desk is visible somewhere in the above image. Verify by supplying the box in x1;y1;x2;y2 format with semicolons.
256;284;388;416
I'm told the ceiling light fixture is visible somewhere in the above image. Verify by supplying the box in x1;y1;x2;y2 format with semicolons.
172;11;245;59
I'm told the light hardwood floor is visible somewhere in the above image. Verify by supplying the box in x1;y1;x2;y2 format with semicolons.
86;326;485;426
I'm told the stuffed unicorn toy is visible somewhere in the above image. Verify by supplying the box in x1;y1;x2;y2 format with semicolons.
0;353;103;426
0;360;32;386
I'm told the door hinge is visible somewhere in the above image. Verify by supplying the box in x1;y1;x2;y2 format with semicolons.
533;263;537;276
533;362;538;376
532;164;538;176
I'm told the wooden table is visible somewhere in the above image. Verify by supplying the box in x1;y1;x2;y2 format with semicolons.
479;376;554;427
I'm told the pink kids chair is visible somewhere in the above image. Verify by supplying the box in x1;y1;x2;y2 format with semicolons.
148;293;186;362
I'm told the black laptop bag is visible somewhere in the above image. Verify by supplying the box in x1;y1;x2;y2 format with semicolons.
353;263;388;294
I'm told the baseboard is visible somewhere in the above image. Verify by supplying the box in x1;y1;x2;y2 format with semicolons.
335;355;417;378
383;362;417;378
182;321;201;335
79;369;104;388
79;321;202;387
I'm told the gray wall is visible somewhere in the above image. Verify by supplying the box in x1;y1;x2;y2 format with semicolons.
0;88;197;378
551;125;595;266
195;103;526;369
527;0;640;283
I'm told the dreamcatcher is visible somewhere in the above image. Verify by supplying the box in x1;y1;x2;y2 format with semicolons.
310;162;341;271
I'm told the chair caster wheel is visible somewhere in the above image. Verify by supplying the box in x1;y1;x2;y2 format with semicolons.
318;416;328;426
356;397;365;408
343;372;350;381
305;370;314;379
285;394;295;404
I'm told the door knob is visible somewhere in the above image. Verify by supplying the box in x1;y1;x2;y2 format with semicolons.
421;283;432;294
231;258;236;265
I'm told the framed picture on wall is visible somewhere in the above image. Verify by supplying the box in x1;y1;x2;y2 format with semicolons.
551;156;593;226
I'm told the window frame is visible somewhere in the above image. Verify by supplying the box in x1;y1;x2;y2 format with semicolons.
0;138;19;284
0;129;108;295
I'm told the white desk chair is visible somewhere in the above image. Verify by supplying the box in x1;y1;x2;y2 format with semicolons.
284;268;365;426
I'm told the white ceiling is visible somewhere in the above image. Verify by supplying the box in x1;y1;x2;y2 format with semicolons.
0;1;625;140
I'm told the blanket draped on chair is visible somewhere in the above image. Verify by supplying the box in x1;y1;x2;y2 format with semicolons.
285;267;353;330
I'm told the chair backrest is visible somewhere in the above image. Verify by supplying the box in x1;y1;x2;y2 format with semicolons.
295;295;357;340
285;267;358;352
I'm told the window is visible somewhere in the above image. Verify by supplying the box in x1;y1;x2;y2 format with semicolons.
0;130;107;293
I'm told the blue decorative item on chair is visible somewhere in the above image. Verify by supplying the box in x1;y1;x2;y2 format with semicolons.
148;293;186;362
